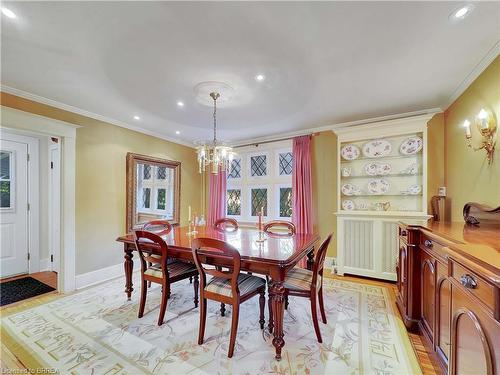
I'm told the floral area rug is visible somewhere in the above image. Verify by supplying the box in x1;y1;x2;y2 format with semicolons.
1;273;421;374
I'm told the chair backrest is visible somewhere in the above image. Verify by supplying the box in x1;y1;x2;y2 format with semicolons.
310;234;333;289
191;238;241;296
214;218;239;231
143;220;173;236
263;220;296;235
134;230;169;278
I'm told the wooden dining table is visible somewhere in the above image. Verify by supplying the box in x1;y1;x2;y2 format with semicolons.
116;225;320;360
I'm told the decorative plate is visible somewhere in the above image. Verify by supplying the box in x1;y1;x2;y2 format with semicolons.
341;183;361;196
367;179;390;194
362;139;392;158
341;144;360;160
402;162;419;175
407;184;422;195
400;136;423;155
342;200;355;210
364;162;392;176
341;167;352;177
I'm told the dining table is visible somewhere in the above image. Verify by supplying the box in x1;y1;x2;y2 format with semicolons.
116;225;320;360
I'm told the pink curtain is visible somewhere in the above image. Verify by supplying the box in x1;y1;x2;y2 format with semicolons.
292;135;313;266
207;167;227;227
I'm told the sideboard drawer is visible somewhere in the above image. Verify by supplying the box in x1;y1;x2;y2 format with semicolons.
420;233;447;258
451;260;495;312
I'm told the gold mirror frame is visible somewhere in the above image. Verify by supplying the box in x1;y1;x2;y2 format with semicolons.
126;153;181;232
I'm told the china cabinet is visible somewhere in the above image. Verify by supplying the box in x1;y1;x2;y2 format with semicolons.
334;115;432;280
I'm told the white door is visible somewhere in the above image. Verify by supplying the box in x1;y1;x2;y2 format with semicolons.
0;139;29;277
49;144;60;272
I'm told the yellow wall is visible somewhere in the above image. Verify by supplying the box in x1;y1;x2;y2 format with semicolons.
444;56;500;221
0;93;203;275
311;131;338;257
427;113;446;214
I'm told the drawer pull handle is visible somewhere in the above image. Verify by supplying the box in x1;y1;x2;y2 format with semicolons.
460;274;477;289
401;230;407;236
424;239;433;248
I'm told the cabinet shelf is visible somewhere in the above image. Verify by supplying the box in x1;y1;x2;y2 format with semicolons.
342;194;422;197
341;153;422;163
341;173;422;179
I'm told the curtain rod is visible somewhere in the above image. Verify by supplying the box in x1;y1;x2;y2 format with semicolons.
234;132;319;149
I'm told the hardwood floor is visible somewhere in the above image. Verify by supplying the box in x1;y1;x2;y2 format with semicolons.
1;271;58;289
1;272;441;374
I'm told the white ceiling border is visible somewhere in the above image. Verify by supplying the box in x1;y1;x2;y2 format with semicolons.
0;85;196;149
444;39;500;108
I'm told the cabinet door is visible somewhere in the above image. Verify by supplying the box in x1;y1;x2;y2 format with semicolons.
397;244;408;312
420;251;436;343
436;261;451;367
450;285;498;375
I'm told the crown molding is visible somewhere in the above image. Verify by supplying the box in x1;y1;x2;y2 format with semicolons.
231;107;442;146
0;85;196;149
445;40;500;108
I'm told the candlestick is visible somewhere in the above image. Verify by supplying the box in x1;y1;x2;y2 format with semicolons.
463;120;471;138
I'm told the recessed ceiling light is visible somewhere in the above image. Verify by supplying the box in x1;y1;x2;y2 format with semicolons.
177;101;184;107
133;115;140;120
255;74;265;82
175;130;181;135
450;4;474;20
1;8;17;19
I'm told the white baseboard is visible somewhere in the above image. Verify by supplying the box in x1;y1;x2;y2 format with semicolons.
75;259;139;290
39;258;51;272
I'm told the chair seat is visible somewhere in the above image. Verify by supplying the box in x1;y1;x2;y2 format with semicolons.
205;273;265;297
284;268;321;291
145;261;197;279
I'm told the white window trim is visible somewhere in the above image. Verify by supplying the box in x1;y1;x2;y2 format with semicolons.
227;140;292;223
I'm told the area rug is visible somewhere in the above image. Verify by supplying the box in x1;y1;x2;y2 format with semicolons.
1;274;421;374
0;277;56;306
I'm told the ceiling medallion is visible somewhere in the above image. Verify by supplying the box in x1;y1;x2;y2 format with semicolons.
196;92;235;174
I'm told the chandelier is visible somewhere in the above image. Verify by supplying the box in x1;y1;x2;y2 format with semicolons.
196;92;235;174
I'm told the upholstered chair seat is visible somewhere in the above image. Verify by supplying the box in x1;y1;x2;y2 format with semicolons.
205;274;266;298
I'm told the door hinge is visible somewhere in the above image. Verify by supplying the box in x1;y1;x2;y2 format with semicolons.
27;153;30;162
27;203;30;211
27;252;31;261
50;161;54;169
50;254;54;262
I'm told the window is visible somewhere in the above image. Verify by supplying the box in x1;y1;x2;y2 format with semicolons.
0;151;12;209
279;152;293;175
226;141;292;221
228;159;241;179
250;155;267;176
227;189;241;215
137;164;174;217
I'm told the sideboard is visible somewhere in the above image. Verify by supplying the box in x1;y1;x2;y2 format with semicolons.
396;221;499;375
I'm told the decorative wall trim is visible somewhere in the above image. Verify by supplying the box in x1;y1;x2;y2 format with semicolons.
75;259;139;290
445;40;500;108
1;85;195;149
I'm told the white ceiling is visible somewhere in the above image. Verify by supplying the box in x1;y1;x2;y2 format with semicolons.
1;2;499;145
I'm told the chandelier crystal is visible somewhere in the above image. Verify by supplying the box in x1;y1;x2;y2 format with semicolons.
196;92;235;174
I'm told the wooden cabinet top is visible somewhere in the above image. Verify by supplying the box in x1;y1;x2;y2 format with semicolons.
400;220;500;280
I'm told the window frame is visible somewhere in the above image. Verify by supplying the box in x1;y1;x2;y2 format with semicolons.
226;140;292;223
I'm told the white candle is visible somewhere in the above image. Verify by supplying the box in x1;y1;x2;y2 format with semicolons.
188;206;192;221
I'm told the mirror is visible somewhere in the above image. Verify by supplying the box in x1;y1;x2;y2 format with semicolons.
126;153;180;232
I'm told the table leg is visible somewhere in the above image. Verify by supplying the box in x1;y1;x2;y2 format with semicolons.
124;244;134;300
307;247;315;271
270;280;286;361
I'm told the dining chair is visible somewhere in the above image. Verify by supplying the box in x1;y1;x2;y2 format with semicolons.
134;230;199;326
191;238;266;358
269;234;333;343
214;218;239;231
263;220;296;235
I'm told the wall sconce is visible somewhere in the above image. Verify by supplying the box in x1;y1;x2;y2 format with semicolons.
463;108;497;164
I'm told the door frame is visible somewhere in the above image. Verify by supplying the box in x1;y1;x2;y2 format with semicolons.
1;106;78;293
48;139;61;272
0;130;40;275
